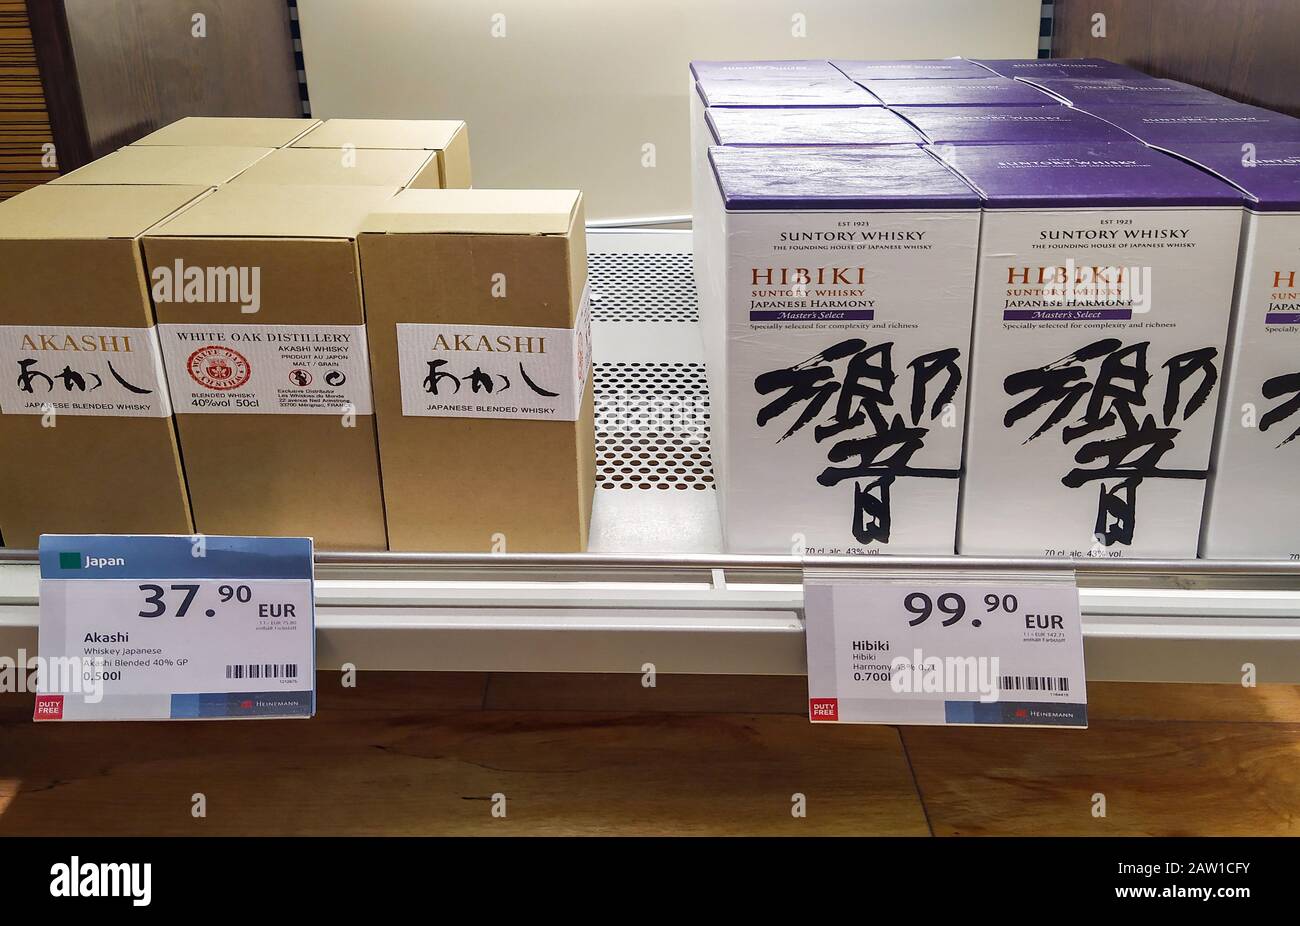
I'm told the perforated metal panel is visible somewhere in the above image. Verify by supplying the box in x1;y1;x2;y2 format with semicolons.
588;252;698;323
594;362;714;491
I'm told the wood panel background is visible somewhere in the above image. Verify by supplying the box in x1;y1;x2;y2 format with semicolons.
62;0;303;158
1;675;1297;836
1054;0;1300;116
0;0;56;199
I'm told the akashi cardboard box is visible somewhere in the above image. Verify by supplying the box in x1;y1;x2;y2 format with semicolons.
936;143;1244;558
1083;103;1300;147
831;59;993;80
51;146;274;186
861;77;1054;107
291;119;472;189
131;116;320;148
0;184;208;547
143;184;395;550
971;58;1145;80
1176;142;1300;558
898;105;1134;146
359;189;593;552
230;146;436;188
703;145;982;554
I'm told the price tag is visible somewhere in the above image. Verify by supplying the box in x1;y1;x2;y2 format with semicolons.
804;572;1087;728
35;535;315;722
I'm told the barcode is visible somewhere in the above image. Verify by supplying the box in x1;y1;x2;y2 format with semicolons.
999;675;1069;692
225;663;297;680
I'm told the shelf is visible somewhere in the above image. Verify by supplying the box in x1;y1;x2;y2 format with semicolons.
2;230;1297;684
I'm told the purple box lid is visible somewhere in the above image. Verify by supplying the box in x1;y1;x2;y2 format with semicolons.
898;105;1132;145
1168;142;1300;211
933;142;1244;209
1022;77;1229;107
709;145;980;211
696;77;878;107
973;58;1144;80
863;77;1055;107
690;60;843;81
832;58;992;81
1084;103;1300;146
706;106;923;146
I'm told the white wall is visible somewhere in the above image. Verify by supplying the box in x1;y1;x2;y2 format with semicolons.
297;0;1043;221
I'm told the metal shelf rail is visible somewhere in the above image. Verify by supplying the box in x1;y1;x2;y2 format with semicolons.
2;551;1299;683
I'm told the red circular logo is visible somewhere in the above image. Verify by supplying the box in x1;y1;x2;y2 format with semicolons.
186;345;251;391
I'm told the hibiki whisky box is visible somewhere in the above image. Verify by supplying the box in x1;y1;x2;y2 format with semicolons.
695;107;924;404
703;145;981;554
1174;142;1300;559
688;70;878;299
860;77;1054;108
939;142;1244;558
1081;103;1300;147
895;105;1133;146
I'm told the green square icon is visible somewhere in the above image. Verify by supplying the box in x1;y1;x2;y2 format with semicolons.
58;551;81;570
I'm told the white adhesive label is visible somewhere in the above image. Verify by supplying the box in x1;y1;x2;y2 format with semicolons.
158;323;373;415
397;284;591;421
0;325;171;418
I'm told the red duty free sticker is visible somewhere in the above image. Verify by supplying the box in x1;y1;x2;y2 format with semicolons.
809;698;838;722
33;694;64;720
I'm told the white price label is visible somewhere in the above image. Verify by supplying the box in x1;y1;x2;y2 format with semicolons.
36;535;315;722
804;573;1087;727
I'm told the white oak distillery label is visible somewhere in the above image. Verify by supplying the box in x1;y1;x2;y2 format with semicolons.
396;284;591;421
0;325;171;417
157;323;373;415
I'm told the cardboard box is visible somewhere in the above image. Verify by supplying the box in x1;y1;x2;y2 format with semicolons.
694;108;924;424
897;105;1134;145
0;184;207;547
703;145;982;553
861;77;1055;107
938;143;1243;557
831;59;993;80
359;189;593;552
1083;103;1300;147
688;74;880;305
1020;77;1229;107
143;184;395;550
291;118;472;189
971;58;1145;80
1178;142;1300;558
229;146;436;188
690;60;844;81
51;145;274;186
705;106;922;147
131;117;320;148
